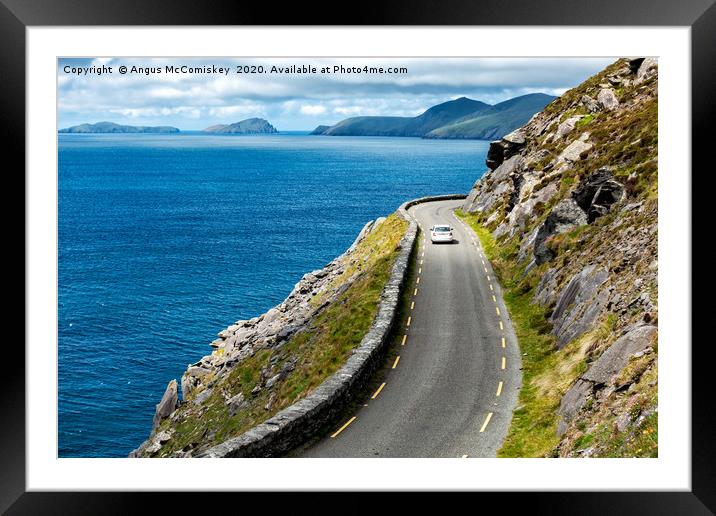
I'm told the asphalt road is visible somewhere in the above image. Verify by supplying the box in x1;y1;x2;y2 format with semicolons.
299;199;522;457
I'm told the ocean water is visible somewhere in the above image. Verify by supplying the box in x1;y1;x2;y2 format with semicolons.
58;132;488;457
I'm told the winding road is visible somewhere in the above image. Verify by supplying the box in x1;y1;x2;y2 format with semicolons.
299;199;522;457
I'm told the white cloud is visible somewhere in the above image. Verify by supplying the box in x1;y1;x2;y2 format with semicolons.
333;106;363;116
299;104;327;115
58;57;617;129
207;104;264;118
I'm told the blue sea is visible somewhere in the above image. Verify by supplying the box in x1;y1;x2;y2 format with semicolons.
58;132;488;457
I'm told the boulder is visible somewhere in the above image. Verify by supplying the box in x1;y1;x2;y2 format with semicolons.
615;412;631;433
486;140;505;170
186;365;211;378
555;116;584;140
263;307;281;326
556;138;593;164
580;94;600;113
558;378;593;429
508;181;559;237
265;373;282;389
582;325;657;385
517;227;540;264
503;129;526;145
550;265;609;348
533;199;588;264
628;57;645;74
485;132;526;170
218;324;239;339
192;388;213;406
572;168;625;222
557;325;657;434
597;88;619;111
636;57;658;83
181;374;198;400
152;379;178;430
533;266;559;306
227;391;248;416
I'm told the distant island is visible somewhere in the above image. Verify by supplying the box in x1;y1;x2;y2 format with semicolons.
311;93;555;140
202;118;278;134
58;121;180;134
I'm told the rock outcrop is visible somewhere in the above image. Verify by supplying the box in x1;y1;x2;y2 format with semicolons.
152;379;178;430
461;58;658;457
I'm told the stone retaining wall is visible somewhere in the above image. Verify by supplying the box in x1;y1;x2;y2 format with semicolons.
198;194;466;457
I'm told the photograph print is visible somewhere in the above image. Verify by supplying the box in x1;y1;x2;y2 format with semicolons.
57;56;658;459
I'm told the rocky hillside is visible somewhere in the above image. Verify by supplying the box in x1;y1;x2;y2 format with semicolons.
459;57;658;457
130;215;408;457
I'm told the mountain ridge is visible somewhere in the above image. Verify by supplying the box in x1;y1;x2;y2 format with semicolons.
312;93;555;140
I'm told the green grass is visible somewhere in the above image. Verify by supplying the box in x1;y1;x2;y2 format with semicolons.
152;214;408;457
575;114;594;128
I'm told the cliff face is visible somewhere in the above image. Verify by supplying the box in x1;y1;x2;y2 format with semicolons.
461;58;658;457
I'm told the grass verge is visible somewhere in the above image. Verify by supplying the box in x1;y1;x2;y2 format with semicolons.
456;209;566;457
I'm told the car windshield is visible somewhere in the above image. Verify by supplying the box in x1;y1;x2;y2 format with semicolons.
434;226;450;232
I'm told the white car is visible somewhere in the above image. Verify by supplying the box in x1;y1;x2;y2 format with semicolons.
430;225;454;244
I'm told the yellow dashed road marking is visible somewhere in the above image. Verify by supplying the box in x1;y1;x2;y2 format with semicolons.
492;295;497;302
407;316;412;327
401;334;407;346
414;288;418;296
371;382;386;399
496;381;503;397
331;416;357;438
501;356;506;370
487;275;491;281
501;337;506;348
410;301;415;310
416;277;420;284
392;356;401;369
496;306;500;316
480;412;493;433
499;321;504;330
484;267;488;273
489;284;494;291
418;268;422;274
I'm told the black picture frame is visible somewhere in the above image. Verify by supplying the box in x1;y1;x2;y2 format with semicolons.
5;0;713;513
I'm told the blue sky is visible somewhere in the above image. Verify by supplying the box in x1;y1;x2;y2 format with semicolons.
58;57;615;131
